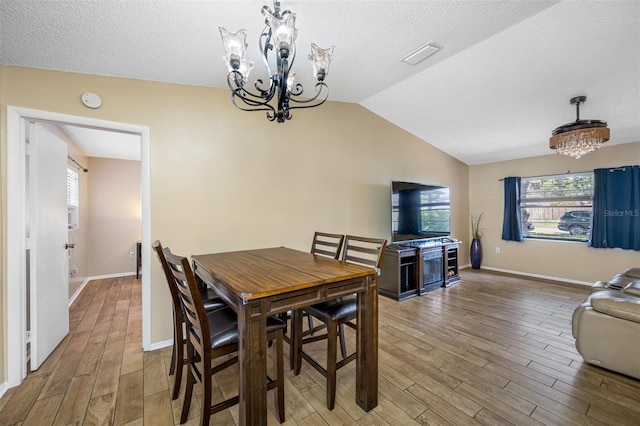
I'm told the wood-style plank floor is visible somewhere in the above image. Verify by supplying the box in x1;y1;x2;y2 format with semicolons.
1;270;639;425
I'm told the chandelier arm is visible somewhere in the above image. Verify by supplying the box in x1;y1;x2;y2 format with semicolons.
287;82;330;108
227;72;279;119
252;79;275;99
259;27;275;88
232;89;276;109
287;38;296;70
275;56;290;118
227;71;274;103
288;84;302;96
288;82;304;97
261;4;274;19
280;8;293;18
231;91;274;108
230;93;278;122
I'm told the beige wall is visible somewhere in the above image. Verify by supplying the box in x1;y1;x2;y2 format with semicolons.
469;142;640;283
0;65;469;373
87;157;141;276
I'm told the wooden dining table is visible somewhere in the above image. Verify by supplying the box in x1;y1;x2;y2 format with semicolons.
192;247;379;425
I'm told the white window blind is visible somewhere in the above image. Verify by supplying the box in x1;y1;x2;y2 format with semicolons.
67;168;79;207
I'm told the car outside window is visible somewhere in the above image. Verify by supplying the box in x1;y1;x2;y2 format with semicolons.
520;172;593;242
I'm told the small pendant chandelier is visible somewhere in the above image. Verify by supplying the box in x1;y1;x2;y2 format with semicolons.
219;1;334;123
549;96;610;159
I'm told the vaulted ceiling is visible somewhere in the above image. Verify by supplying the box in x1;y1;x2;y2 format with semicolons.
1;1;638;164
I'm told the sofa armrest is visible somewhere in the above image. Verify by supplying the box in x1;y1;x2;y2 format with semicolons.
623;267;640;279
591;280;621;293
623;282;640;298
608;275;640;289
572;300;592;338
589;292;640;323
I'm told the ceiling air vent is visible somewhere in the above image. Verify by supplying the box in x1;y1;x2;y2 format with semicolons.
401;43;441;65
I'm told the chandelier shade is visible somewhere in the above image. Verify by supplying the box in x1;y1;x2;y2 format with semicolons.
549;96;610;159
219;1;334;123
309;43;334;81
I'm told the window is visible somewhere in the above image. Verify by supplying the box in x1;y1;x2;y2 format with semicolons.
520;172;594;242
67;168;79;230
67;168;79;207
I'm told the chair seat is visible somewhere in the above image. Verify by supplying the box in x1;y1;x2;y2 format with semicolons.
305;296;356;322
203;296;227;312
200;288;227;312
206;307;285;350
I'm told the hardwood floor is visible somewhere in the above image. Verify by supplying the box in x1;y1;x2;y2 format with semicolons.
1;270;639;425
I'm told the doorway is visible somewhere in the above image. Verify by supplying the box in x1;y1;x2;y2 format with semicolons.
6;106;151;388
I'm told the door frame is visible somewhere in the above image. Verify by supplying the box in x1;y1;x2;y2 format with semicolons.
6;106;152;387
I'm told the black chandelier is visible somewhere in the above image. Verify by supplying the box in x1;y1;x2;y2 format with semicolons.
219;1;334;123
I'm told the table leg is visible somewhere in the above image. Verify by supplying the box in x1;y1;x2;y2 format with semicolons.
237;301;268;425
291;309;303;373
356;274;378;411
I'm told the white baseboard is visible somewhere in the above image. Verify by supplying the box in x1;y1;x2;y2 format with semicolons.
0;381;8;399
147;338;173;352
68;272;137;307
68;278;91;307
477;266;592;287
89;272;136;280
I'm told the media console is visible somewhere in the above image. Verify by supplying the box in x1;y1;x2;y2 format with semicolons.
379;237;461;301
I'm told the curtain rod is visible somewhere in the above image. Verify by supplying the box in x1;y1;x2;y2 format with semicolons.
498;170;590;182
497;166;631;181
68;156;88;173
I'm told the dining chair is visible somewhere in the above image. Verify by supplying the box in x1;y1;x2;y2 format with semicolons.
284;232;345;367
304;232;346;341
295;235;387;410
152;240;228;400
310;231;345;259
160;245;286;425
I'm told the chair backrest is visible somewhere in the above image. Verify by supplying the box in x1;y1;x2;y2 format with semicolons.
152;240;183;316
310;232;345;259
342;235;387;273
161;246;211;383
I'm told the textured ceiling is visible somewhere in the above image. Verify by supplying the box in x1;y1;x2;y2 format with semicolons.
362;1;640;164
1;0;638;164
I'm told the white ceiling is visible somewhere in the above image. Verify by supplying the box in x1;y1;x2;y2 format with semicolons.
1;1;638;165
60;125;141;161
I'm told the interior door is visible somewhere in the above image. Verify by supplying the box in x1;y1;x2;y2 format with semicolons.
29;122;70;370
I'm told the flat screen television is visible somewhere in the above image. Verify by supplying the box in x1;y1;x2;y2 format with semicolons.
391;181;451;242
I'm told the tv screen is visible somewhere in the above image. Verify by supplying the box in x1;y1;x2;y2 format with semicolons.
391;181;451;242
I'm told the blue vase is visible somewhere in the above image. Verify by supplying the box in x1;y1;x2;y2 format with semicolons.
470;238;482;269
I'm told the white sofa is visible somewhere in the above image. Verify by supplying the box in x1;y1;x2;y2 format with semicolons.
572;268;640;379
